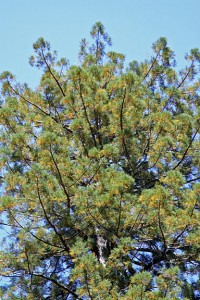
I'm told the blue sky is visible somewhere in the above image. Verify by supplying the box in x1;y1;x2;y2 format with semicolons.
0;0;200;87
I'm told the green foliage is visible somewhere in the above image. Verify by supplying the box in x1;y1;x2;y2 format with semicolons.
0;22;199;299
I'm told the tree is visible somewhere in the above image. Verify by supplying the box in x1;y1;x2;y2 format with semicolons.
0;22;199;299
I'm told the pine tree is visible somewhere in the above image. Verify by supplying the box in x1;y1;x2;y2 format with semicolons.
0;22;199;299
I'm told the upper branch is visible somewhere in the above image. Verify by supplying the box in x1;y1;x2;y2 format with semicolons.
41;49;66;97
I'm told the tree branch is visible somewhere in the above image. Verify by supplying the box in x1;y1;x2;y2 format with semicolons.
36;177;70;251
41;49;66;97
7;79;73;134
78;75;97;147
120;88;135;174
49;145;71;208
177;62;194;89
143;51;160;80
173;126;199;170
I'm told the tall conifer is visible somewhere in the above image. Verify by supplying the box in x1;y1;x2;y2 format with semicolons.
0;23;199;299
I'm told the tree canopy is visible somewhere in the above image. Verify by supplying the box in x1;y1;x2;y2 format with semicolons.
0;22;199;299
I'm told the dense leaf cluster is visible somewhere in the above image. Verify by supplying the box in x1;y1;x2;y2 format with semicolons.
0;22;199;299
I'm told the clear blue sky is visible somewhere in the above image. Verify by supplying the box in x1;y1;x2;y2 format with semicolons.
0;0;200;88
